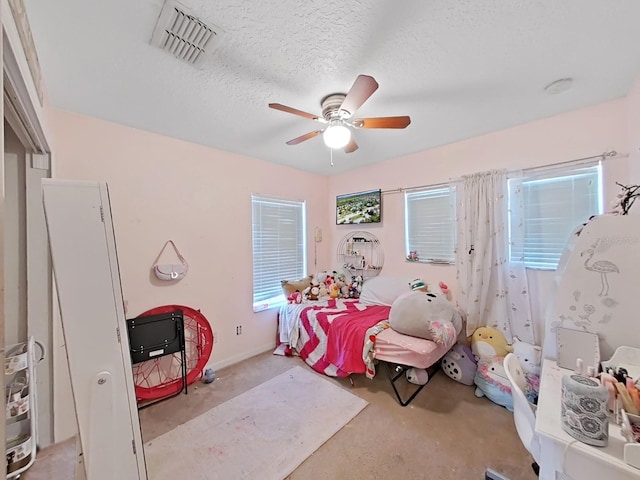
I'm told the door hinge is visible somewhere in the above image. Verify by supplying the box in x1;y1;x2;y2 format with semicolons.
132;439;137;455
116;327;121;343
100;205;105;222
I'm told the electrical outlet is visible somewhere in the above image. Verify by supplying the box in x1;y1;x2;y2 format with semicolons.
236;325;242;335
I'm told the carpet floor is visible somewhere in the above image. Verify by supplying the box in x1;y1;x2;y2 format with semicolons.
23;352;537;480
144;366;367;480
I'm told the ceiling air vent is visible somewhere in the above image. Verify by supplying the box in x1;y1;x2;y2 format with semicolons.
150;1;224;66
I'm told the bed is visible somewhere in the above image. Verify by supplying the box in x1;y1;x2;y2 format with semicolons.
277;280;463;405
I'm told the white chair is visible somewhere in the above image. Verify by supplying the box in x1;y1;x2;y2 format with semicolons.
486;353;541;479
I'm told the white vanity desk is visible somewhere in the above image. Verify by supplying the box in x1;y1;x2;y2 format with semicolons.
535;359;640;480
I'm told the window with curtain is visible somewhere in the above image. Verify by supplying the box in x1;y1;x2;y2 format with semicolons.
508;162;602;270
404;186;456;263
252;195;306;312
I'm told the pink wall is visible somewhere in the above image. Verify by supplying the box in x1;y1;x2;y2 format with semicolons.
626;74;640;185
52;96;635;362
328;98;633;343
51;109;330;368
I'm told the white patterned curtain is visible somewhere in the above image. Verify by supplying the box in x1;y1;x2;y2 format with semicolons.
455;169;535;343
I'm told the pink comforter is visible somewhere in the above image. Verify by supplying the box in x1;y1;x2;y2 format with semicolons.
298;299;391;377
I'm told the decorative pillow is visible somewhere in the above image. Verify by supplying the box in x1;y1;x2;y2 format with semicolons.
359;276;415;306
281;275;313;297
389;291;460;341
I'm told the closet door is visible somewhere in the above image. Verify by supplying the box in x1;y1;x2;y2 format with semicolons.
42;180;147;480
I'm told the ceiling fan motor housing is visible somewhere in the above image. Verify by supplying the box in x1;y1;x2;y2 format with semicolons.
321;94;349;120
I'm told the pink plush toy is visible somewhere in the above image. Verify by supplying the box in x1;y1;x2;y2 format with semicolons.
287;291;302;304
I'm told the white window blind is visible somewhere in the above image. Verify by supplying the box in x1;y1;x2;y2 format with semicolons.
509;162;601;270
405;186;456;263
252;195;306;311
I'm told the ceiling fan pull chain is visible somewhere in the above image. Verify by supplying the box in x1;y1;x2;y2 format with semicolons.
330;148;334;167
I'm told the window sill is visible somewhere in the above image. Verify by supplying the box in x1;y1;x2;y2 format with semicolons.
405;259;454;265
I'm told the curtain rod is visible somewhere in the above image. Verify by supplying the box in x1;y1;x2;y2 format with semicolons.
381;150;621;195
522;150;618;175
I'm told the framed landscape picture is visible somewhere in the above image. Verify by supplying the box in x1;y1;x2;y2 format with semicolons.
336;189;381;224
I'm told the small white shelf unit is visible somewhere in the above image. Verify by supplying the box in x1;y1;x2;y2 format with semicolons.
337;231;384;281
5;337;43;479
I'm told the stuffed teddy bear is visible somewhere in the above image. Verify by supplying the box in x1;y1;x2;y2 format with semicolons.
470;326;513;360
329;283;340;299
441;343;477;386
307;284;320;301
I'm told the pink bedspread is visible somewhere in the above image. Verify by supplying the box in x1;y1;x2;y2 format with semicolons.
297;299;391;377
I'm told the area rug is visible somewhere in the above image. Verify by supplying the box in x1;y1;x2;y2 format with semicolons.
143;365;368;480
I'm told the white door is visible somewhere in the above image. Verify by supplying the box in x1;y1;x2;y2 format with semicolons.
42;179;147;480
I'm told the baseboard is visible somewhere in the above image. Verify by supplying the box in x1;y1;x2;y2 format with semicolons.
206;343;275;372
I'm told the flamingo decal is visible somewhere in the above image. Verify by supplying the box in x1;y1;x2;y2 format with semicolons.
580;248;619;296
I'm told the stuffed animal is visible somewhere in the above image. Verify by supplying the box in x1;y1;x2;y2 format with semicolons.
325;271;337;288
474;357;514;411
355;275;363;295
438;281;451;300
471;326;513;359
306;284;320;301
337;278;349;297
349;276;361;299
512;337;542;376
406;368;429;385
202;368;216;384
409;278;429;292
389;291;460;342
441;343;477;386
329;283;340;299
314;271;328;285
287;291;302;304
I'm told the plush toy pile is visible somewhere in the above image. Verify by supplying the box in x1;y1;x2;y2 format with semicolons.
441;325;541;411
282;271;365;303
469;327;541;411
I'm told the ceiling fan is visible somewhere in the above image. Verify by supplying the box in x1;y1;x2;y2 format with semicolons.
269;74;411;153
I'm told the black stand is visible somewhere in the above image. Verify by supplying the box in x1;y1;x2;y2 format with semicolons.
382;362;428;407
126;309;187;403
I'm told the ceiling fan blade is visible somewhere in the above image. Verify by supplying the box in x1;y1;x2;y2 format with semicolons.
339;75;379;117
269;103;321;121
285;130;324;145
344;137;359;154
353;116;411;129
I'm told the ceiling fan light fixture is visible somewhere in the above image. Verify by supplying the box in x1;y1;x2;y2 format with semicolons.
323;122;351;149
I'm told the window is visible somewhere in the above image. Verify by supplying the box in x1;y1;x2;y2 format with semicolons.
509;162;602;270
404;186;456;263
252;195;306;311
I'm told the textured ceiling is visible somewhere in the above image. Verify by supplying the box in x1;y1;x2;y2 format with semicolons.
23;0;640;175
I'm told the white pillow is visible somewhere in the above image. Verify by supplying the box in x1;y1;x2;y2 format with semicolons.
359;276;414;306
